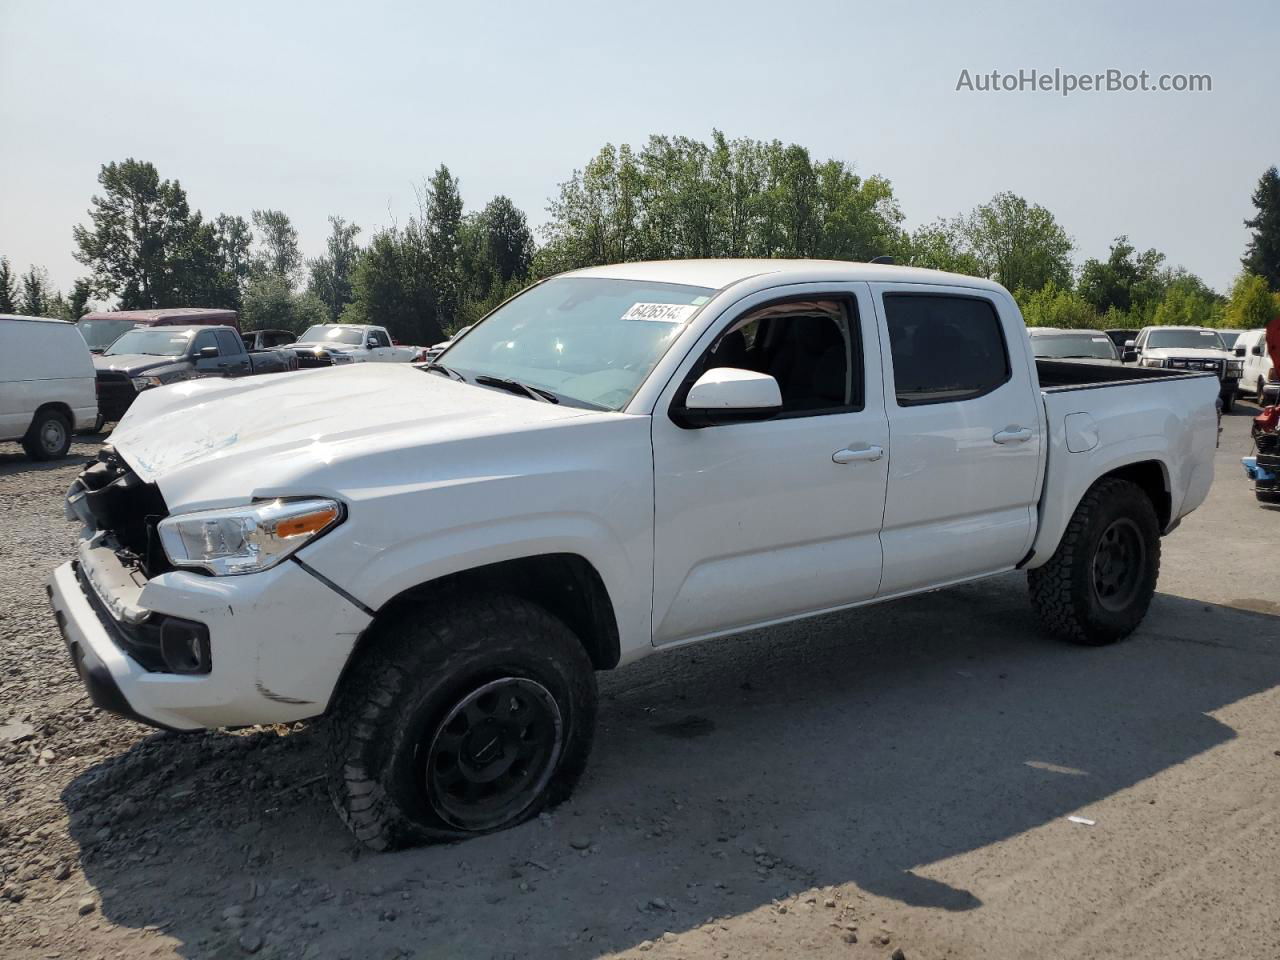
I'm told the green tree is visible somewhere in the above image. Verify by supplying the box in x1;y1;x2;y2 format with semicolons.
960;192;1073;293
251;209;301;286
18;266;59;317
459;196;534;305
241;275;329;334
421;166;463;333
72;159;195;307
905;221;983;275
307;216;362;321
0;257;17;312
343;226;437;344
1077;237;1167;317
1016;280;1099;329
1242;166;1280;291
67;278;95;319
1150;271;1223;328
1221;273;1280;329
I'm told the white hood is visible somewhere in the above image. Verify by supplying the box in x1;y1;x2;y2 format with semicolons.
109;365;596;509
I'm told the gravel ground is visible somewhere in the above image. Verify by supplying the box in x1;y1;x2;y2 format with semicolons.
1;410;1278;960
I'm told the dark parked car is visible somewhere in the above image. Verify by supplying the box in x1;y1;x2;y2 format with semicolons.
93;325;297;426
77;308;240;355
1104;328;1141;357
243;328;298;351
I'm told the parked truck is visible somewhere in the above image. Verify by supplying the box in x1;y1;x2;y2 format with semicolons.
92;325;297;427
49;260;1218;849
289;324;420;367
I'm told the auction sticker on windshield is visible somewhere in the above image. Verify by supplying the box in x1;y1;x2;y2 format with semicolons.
621;303;699;323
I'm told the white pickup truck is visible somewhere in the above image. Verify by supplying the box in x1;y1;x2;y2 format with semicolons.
48;260;1218;849
289;323;420;367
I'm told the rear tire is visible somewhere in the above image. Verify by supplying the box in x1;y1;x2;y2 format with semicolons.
21;409;71;460
326;592;597;851
1028;477;1161;646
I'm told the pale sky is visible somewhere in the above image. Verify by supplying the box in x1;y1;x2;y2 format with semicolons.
1;0;1277;297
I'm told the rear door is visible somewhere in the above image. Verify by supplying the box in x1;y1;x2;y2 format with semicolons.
650;282;889;645
870;284;1043;596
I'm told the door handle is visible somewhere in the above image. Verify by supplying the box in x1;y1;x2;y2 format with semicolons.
833;444;884;464
993;426;1033;444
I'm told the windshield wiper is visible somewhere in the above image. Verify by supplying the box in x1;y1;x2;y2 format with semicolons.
473;374;559;404
422;361;465;381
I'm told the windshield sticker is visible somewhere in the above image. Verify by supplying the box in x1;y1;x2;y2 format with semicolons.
620;302;699;323
1199;330;1216;336
1091;336;1109;342
691;295;710;305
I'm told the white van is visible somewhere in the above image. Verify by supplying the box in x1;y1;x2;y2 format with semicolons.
1233;329;1275;404
1;315;98;460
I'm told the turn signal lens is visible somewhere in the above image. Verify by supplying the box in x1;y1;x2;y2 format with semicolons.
275;504;340;539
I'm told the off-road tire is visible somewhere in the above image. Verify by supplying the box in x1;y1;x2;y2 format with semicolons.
1027;477;1161;645
21;408;71;460
1221;391;1235;414
326;592;597;851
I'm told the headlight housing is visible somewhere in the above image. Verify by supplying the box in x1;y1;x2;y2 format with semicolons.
1143;358;1165;368
132;375;164;391
1227;359;1244;376
157;498;343;576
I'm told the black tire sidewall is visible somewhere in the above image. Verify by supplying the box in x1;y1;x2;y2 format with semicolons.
338;597;597;846
1070;484;1160;640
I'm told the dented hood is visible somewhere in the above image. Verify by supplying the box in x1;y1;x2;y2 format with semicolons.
108;365;594;509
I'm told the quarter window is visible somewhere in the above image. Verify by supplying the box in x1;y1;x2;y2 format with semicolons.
883;294;1010;406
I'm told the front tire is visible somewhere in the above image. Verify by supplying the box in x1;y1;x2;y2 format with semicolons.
1028;477;1161;645
1259;378;1268;407
326;593;597;850
1221;391;1235;414
21;409;71;460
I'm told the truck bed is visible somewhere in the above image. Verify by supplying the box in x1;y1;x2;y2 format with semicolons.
1035;358;1213;391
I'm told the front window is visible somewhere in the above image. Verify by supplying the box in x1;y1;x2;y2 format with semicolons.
1218;331;1241;349
299;325;364;345
439;277;715;410
1031;333;1119;360
1146;329;1224;350
77;318;139;351
103;329;194;357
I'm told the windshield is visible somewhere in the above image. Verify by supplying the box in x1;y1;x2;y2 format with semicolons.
77;318;140;351
103;328;193;357
1147;329;1224;350
299;325;364;345
1031;333;1118;360
439;277;715;410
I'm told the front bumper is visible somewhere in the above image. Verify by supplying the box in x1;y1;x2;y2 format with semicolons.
47;551;372;730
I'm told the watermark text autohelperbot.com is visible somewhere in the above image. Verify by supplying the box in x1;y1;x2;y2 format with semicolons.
956;68;1211;96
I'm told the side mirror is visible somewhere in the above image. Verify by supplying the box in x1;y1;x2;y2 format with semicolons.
1235;345;1247;357
672;368;782;428
366;339;378;349
1255;345;1265;356
198;345;219;359
1122;350;1138;363
1124;340;1137;350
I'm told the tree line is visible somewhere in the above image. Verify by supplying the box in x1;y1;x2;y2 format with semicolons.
3;135;1279;344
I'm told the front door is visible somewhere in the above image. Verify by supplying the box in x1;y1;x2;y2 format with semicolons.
650;283;889;646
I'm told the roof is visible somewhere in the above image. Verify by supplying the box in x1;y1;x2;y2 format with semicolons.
79;308;238;322
1027;328;1110;336
0;313;71;324
564;258;1008;293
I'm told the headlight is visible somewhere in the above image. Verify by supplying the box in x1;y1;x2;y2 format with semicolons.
1169;360;1188;368
157;498;343;576
1143;358;1165;368
132;375;164;391
1227;360;1244;376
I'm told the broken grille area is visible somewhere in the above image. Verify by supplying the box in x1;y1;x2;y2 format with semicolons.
74;447;174;579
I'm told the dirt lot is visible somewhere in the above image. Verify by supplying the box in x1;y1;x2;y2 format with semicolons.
1;409;1278;960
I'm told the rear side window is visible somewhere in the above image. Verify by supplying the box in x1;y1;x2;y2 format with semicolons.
883;294;1010;406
